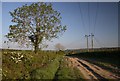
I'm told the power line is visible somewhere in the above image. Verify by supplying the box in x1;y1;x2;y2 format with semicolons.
93;2;99;35
68;3;100;50
78;3;86;34
88;2;90;35
66;36;85;47
94;36;104;48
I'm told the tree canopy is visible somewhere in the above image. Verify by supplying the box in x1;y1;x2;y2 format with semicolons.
6;2;66;53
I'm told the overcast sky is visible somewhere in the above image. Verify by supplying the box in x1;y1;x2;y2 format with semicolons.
1;1;119;50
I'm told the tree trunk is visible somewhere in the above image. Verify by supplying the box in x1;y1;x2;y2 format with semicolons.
34;35;39;53
34;44;39;53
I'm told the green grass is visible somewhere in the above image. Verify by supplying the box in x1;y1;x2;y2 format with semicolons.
2;50;63;79
54;56;84;80
30;56;61;79
3;49;120;80
2;49;84;80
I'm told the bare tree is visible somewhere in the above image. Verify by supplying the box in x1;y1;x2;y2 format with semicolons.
55;43;65;51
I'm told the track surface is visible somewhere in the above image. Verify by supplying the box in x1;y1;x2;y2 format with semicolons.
66;56;120;80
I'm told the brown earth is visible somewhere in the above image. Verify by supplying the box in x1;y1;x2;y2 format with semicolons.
65;56;120;80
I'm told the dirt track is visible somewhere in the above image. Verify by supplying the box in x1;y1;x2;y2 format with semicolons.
66;56;120;80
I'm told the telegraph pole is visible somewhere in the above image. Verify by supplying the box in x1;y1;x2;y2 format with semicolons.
91;33;94;50
85;35;90;52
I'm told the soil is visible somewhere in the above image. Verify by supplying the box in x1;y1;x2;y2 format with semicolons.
65;56;120;80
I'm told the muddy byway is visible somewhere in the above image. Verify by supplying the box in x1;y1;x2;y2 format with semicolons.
65;56;120;80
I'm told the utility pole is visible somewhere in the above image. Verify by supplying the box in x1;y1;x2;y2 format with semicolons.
85;35;90;52
91;33;94;50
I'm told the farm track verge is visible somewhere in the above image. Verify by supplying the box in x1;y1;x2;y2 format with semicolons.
66;56;120;80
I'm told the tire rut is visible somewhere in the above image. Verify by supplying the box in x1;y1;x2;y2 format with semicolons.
53;58;62;80
77;60;107;81
67;56;120;80
77;58;120;80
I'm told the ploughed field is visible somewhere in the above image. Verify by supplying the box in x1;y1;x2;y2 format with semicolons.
67;50;120;80
2;49;120;80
